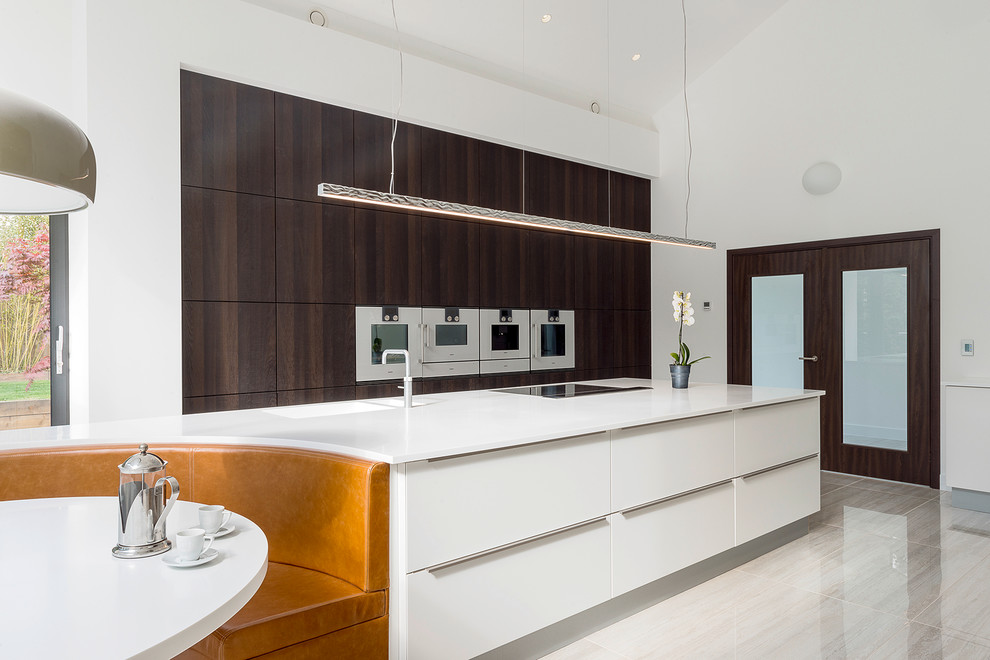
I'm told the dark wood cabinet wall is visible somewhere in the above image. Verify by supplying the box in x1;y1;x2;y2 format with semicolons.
180;71;653;414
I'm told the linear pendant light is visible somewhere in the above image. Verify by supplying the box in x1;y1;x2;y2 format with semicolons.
318;183;716;249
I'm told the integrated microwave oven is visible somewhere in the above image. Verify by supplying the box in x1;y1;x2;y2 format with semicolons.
479;308;531;374
530;309;575;371
355;306;423;382
421;307;480;378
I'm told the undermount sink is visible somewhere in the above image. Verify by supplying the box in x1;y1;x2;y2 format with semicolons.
265;397;439;419
265;401;392;419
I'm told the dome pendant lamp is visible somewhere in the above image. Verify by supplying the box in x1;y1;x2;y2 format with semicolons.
0;88;97;214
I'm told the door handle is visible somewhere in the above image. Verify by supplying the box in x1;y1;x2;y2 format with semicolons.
798;355;819;362
55;325;64;375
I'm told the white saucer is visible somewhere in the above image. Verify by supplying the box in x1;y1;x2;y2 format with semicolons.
162;548;219;568
188;523;235;539
209;523;235;539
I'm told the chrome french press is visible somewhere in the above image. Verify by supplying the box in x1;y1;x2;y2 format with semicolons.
111;443;180;559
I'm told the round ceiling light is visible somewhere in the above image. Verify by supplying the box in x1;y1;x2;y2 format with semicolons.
541;14;552;23
631;53;641;61
309;9;327;27
802;162;842;195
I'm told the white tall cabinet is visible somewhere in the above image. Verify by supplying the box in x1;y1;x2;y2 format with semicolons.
945;382;990;510
390;396;821;660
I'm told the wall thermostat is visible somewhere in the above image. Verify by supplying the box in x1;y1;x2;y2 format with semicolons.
962;339;975;356
703;301;711;311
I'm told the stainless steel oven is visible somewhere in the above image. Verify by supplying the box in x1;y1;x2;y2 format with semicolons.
479;308;531;374
422;307;479;378
531;309;575;371
355;306;423;382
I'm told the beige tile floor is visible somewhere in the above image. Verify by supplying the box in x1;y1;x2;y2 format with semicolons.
542;472;990;659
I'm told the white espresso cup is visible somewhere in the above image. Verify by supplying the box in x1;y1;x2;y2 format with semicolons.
198;505;232;534
175;528;213;561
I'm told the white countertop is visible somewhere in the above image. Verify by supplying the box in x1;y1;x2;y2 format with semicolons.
0;379;823;464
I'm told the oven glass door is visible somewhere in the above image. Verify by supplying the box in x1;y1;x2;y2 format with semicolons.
355;306;423;381
531;310;575;371
480;309;530;360
423;308;479;363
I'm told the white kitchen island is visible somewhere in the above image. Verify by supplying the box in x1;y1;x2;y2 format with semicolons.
0;379;823;660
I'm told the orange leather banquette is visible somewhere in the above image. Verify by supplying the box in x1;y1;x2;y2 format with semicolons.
0;443;389;660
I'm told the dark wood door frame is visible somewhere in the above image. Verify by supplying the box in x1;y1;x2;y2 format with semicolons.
727;229;940;487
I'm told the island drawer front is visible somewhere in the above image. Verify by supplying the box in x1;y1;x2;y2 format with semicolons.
735;454;820;545
405;432;610;572
734;398;820;476
611;481;734;597
407;519;611;660
611;413;734;511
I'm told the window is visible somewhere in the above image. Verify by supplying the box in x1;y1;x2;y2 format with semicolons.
0;214;68;428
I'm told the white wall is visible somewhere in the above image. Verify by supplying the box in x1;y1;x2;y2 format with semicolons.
651;0;990;483
4;0;658;423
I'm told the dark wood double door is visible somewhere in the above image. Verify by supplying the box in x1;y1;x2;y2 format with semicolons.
728;231;939;487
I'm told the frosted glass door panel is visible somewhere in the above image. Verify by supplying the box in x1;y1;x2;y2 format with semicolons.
752;275;804;389
842;268;907;451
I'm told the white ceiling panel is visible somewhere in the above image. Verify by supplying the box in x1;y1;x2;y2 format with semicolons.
240;0;788;126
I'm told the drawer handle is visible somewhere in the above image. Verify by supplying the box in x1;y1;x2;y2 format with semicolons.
619;479;733;516
739;453;819;480
424;516;608;574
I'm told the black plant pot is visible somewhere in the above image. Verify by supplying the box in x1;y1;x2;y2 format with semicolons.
669;364;691;389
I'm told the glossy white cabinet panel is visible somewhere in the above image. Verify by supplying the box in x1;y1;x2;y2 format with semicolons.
734;398;820;475
945;385;990;492
611;413;734;511
405;432;610;572
611;482;734;596
407;519;611;660
735;455;820;545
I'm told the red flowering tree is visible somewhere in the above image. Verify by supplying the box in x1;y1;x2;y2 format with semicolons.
0;225;51;388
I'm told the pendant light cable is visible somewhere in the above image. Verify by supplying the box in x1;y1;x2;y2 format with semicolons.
389;0;404;195
681;0;692;238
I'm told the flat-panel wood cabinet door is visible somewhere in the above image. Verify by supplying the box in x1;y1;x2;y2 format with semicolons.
421;216;480;307
353;112;421;196
479;224;528;308
353;208;422;306
180;71;274;196
420;127;480;206
274;93;354;202
609;171;651;231
527;230;574;309
524;152;609;226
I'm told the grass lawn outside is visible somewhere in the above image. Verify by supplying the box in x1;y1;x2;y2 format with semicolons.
0;379;51;401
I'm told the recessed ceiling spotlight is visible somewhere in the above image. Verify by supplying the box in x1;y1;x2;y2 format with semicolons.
541;14;552;23
631;53;641;62
309;8;327;27
590;101;601;114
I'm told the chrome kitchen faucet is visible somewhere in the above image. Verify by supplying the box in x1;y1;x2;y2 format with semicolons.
381;349;413;408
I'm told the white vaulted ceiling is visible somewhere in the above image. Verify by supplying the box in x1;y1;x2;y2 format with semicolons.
240;0;788;128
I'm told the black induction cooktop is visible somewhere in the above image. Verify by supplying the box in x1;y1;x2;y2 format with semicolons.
498;383;652;399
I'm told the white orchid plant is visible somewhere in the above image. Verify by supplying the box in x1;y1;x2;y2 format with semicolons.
670;291;710;366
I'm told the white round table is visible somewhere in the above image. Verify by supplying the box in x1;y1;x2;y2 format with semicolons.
0;497;268;659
